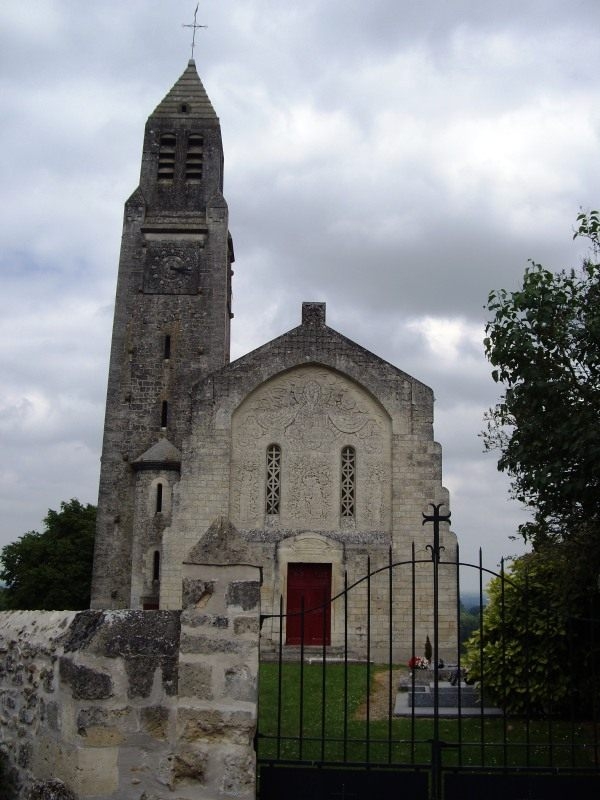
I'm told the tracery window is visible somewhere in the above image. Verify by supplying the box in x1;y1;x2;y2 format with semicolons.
266;444;281;515
341;446;356;519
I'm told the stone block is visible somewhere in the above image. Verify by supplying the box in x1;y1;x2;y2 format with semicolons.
71;746;119;796
76;705;135;734
60;611;106;653
181;613;229;629
79;726;125;747
28;778;77;800
226;581;260;611
182;579;214;609
178;663;213;700
58;658;112;700
172;745;208;786
140;705;170;740
179;632;242;655
125;658;158;698
224;665;256;702
178;707;254;746
221;749;255;797
96;611;181;658
233;617;260;636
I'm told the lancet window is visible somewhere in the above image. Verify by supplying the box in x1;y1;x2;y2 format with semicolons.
266;444;281;515
341;446;356;519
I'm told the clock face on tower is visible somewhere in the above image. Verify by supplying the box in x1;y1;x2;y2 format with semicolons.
143;245;201;294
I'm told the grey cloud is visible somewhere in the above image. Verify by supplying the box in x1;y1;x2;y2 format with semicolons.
1;0;598;579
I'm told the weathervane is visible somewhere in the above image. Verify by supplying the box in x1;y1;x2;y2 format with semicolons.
183;3;207;60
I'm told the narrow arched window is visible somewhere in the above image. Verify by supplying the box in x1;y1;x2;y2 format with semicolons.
161;400;168;428
163;334;171;360
186;134;203;180
158;133;176;180
155;483;163;513
341;446;356;519
266;444;281;515
153;550;160;582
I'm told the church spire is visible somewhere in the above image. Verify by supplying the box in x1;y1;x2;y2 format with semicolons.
151;59;217;120
138;58;225;210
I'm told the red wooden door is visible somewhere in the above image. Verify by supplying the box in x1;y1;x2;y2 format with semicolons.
286;563;331;646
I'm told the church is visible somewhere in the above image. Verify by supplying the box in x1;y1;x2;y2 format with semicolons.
90;60;457;660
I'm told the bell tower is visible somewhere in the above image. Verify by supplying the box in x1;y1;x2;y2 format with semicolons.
91;61;234;609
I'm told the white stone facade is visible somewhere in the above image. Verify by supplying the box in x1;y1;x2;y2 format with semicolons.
159;304;458;661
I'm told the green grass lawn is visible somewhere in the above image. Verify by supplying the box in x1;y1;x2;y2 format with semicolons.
257;662;599;769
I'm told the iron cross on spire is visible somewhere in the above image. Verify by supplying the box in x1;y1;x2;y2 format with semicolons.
183;3;207;60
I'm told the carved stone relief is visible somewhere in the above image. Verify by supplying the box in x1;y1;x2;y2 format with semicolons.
362;461;386;528
231;366;392;532
232;459;260;522
285;457;332;524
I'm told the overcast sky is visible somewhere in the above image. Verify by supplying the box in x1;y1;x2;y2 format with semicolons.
1;0;599;590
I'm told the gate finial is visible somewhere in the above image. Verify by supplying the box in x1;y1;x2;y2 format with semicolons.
422;502;451;563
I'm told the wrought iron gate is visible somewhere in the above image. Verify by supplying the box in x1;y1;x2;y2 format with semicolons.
256;506;600;799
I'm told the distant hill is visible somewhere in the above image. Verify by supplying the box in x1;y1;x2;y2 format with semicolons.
461;591;487;610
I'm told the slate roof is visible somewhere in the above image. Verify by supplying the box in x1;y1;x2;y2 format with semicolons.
133;438;182;468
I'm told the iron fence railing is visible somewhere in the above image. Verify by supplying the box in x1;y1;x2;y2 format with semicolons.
256;511;600;798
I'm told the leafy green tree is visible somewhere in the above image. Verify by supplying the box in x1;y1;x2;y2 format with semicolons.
473;211;600;715
0;500;96;610
464;541;600;716
459;603;481;647
483;210;600;544
464;553;564;715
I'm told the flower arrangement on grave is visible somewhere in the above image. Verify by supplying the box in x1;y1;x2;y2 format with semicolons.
408;656;430;670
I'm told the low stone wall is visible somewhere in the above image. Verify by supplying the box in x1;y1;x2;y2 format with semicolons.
0;562;260;799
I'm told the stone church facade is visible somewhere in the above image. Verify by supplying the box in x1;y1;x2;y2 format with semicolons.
91;61;457;660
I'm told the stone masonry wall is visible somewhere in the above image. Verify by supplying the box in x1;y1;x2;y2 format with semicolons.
160;304;458;661
0;564;260;800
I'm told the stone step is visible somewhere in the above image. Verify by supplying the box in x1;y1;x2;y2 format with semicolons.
260;645;356;663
